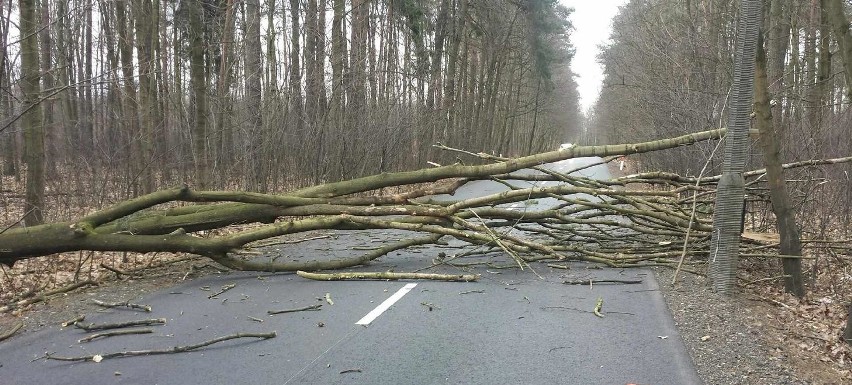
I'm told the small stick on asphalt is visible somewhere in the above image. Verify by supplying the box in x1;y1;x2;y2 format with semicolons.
91;299;152;312
340;368;363;374
46;332;277;362
267;304;322;315
208;283;236;299
247;316;264;323
78;328;153;343
75;318;166;331
562;279;643;285
0;321;23;342
61;315;86;327
459;290;485;295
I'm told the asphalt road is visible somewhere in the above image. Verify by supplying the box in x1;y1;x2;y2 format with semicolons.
0;157;701;385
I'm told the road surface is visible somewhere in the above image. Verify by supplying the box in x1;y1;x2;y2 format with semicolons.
0;157;701;385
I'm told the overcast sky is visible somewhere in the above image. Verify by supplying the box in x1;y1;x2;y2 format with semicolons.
561;0;629;113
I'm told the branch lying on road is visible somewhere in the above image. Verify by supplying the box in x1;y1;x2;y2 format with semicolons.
91;299;152;312
1;128;845;285
267;304;322;315
78;328;153;343
46;332;277;362
0;321;23;342
75;318;166;331
562;279;643;285
296;270;479;282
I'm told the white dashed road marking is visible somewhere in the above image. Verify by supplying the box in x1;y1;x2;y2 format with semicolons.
356;283;418;325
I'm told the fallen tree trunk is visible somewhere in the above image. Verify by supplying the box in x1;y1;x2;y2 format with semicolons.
0;128;847;275
0;129;725;268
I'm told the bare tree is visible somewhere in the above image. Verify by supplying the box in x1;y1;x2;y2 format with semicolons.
20;0;45;225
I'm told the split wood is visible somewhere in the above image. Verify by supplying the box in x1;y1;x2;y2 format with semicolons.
296;270;479;282
91;299;152;312
78;328;153;343
75;318;166;331
46;332;277;362
267;304;322;315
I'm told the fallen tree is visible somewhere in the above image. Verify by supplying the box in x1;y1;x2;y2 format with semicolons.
0;127;848;273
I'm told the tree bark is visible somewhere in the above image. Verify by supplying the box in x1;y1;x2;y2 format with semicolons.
754;38;805;297
245;0;264;190
825;0;852;101
188;0;209;188
134;0;157;194
0;128;726;267
0;0;15;176
20;0;45;225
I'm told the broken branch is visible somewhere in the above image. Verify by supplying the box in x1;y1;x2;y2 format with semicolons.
75;318;166;331
78;328;153;343
0;321;23;342
296;270;479;282
267;304;322;315
91;299;152;312
47;332;277;362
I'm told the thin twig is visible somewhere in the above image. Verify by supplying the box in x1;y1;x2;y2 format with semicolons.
78;328;153;343
563;279;642;285
61;315;86;327
0;208;34;235
0;280;98;313
91;299;152;312
673;134;724;285
267;304;322;315
47;332;277;362
208;283;236;299
75;318;166;331
0;321;23;342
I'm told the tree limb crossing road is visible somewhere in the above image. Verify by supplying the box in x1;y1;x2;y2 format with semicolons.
0;157;701;384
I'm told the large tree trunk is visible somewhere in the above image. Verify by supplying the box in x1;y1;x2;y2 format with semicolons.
0;128;726;268
188;0;209;188
0;0;16;176
116;0;141;194
20;0;45;225
39;0;56;177
755;37;805;297
825;0;852;101
245;0;264;191
134;0;157;194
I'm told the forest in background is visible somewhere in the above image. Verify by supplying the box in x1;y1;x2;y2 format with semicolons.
0;0;581;226
590;0;852;239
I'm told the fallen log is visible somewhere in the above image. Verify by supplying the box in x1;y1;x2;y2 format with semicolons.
0;128;846;280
